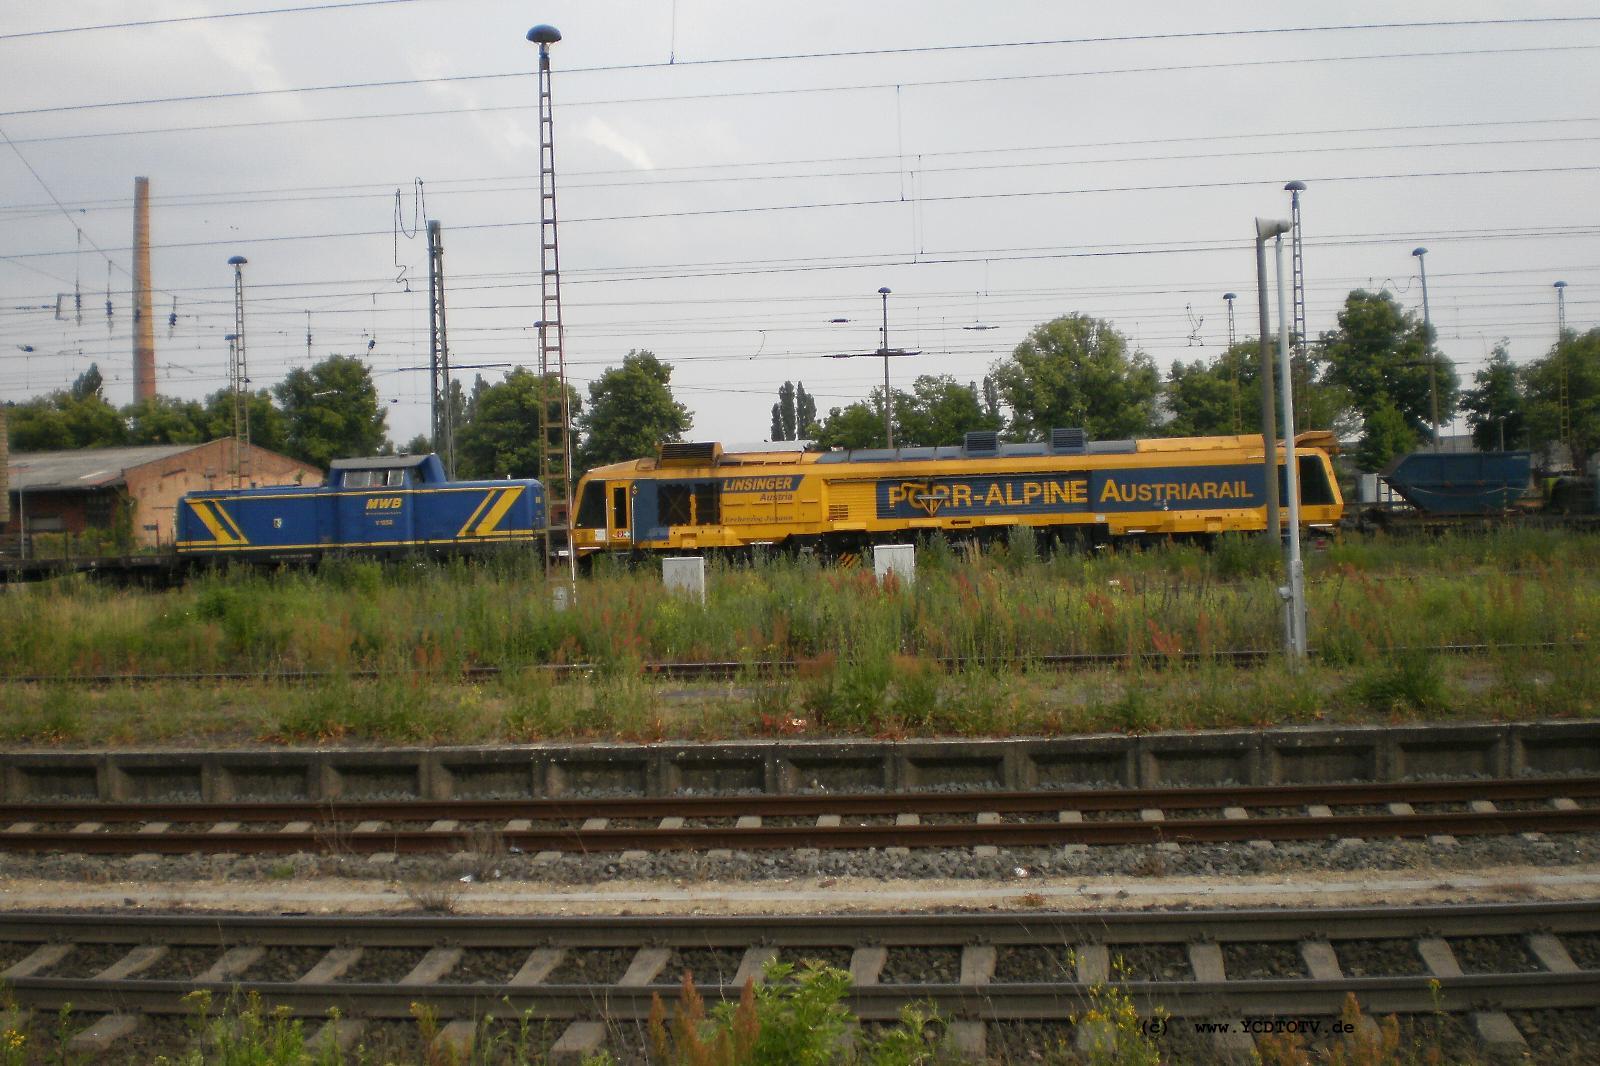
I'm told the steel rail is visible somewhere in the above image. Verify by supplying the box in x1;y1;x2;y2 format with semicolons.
5;805;1597;855
1;639;1581;686
2;775;1595;825
7;972;1599;1022
0;900;1593;947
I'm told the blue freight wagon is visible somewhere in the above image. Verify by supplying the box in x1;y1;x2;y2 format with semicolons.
175;454;545;560
1380;451;1533;516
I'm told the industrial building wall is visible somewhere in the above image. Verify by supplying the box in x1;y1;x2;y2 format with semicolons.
123;439;321;548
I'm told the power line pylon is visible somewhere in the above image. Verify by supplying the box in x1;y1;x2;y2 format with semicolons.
427;220;455;475
529;24;577;586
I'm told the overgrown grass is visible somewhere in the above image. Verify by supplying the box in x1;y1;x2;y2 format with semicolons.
1;531;1595;681
0;646;1590;748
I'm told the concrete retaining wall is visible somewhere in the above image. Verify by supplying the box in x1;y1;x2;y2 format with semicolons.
3;722;1597;803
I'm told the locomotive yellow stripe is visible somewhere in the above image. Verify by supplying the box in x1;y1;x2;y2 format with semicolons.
213;501;248;543
174;531;538;551
456;490;496;538
189;501;247;546
472;486;525;536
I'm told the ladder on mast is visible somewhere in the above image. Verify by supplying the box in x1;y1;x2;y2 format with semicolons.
535;31;576;584
1288;195;1308;417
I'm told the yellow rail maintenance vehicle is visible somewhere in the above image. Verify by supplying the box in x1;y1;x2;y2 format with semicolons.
571;429;1342;562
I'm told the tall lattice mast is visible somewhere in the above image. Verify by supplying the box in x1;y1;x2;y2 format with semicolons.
1557;280;1571;464
427;220;455;475
227;255;250;488
1285;181;1308;417
529;24;576;585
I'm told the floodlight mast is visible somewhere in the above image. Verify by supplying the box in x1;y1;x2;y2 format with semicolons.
1413;247;1439;452
228;255;250;488
879;287;894;448
527;23;577;590
1223;292;1239;431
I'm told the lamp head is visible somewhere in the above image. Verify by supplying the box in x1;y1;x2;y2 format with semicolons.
526;24;561;44
227;255;247;266
1411;247;1428;258
877;286;891;296
1555;280;1568;290
1284;180;1307;192
1223;292;1237;302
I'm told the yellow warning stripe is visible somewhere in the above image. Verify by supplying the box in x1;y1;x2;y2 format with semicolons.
213;501;247;543
188;501;248;546
456;490;497;538
472;486;525;536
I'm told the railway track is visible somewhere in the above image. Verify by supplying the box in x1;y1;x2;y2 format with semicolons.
0;903;1596;1061
2;776;1596;857
3;639;1581;686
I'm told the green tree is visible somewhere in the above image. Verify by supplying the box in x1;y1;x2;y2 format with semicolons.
454;368;580;480
125;395;209;445
6;364;127;450
1460;344;1526;452
775;381;797;441
201;387;288;456
989;314;1160;440
1523;327;1600;471
274;355;387;468
980;375;1001;423
576;350;691;471
813;397;886;451
795;382;818;438
891;374;1000;446
1355;395;1416;472
400;434;432;455
769;381;817;441
1320;290;1456;441
1164;345;1257;437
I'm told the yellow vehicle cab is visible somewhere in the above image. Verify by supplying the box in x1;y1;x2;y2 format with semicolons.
571;429;1342;559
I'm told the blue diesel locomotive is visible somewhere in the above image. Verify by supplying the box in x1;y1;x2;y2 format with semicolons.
175;454;545;561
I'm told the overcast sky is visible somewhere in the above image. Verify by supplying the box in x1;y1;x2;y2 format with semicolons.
2;0;1597;449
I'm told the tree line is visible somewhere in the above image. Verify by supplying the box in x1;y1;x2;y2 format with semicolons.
3;349;691;482
789;289;1598;473
8;289;1597;477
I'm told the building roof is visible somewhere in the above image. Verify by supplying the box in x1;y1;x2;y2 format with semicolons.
6;444;199;492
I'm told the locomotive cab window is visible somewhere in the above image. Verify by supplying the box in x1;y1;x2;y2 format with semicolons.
575;482;606;527
343;470;376;488
1297;456;1337;505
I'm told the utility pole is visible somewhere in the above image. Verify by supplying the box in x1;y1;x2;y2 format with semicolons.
1413;247;1439;451
826;286;919;441
528;23;577;588
132;176;156;402
1255;219;1290;540
227;255;250;488
427;220;455;475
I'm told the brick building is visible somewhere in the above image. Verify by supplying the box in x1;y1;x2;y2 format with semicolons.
4;439;321;552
